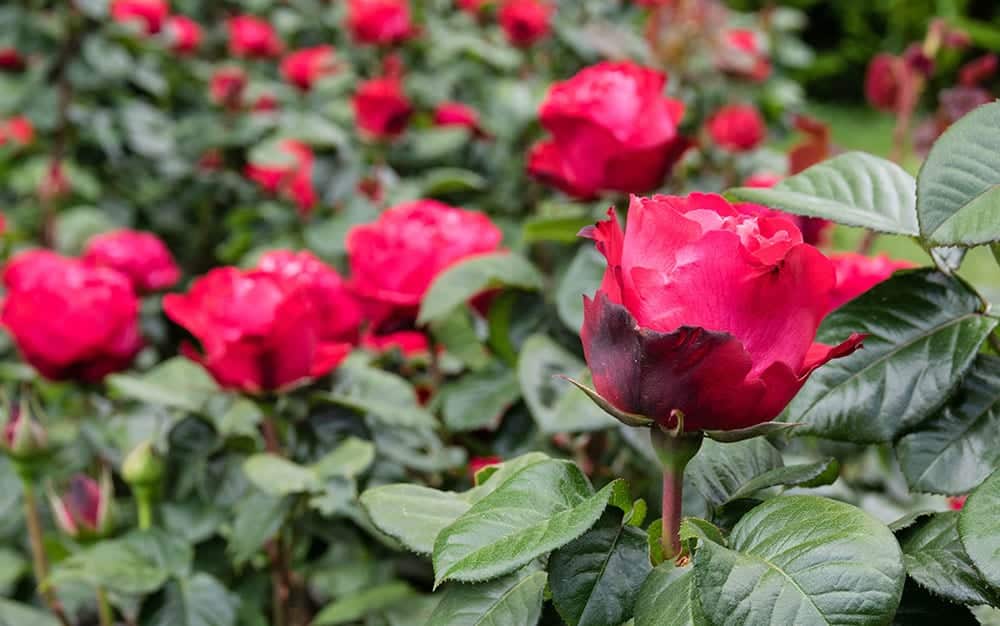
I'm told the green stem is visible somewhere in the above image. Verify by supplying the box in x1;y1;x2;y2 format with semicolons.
650;426;703;561
96;587;113;626
135;487;154;531
21;480;71;626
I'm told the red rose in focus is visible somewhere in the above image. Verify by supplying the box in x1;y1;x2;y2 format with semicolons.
499;0;553;48
827;253;915;310
718;29;771;82
82;229;181;294
347;0;414;46
0;48;25;72
111;0;168;34
580;193;864;432
0;116;34;147
865;53;906;112
245;140;317;214
528;61;687;198
433;102;484;135
707;104;766;153
165;16;202;54
281;46;338;91
346;200;503;327
228;15;282;58
210;67;247;108
1;251;143;382
353;76;413;139
163;266;353;393
732;190;833;248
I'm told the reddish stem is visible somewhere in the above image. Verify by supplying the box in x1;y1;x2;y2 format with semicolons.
661;467;684;560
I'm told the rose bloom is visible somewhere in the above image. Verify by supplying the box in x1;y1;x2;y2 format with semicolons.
163;257;357;393
346;200;503;328
732;195;833;249
528;61;687;198
245;140;317;214
111;0;168;34
827;253;915;310
0;116;34;147
580;193;864;432
1;251;143;382
717;29;771;82
209;66;247;109
347;0;414;46
165;15;201;54
499;0;554;48
433;101;483;134
353;76;413;139
82;229;181;294
865;53;904;112
227;15;283;58
0;48;26;72
281;46;338;91
707;104;766;153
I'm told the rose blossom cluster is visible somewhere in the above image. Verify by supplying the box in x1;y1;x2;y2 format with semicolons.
110;0;202;53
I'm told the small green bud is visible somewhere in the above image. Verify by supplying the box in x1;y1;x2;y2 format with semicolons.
122;440;165;487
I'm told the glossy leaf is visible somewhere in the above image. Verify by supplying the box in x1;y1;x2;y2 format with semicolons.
149;573;238;626
107;357;220;414
437;365;521;432
312;437;376;479
958;468;1000;589
432;459;618;585
418;252;544;324
314;582;415;625
633;565;699;626
243;454;322;496
426;564;547;626
897;355;1000;494
728;458;840;501
728;152;919;235
916;101;1000;245
686;438;783;509
227;492;289;566
786;270;997;442
549;509;651;626
324;359;437;429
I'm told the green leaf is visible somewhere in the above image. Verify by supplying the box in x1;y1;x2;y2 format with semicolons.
728;458;840;501
227;492;290;566
958;468;1000;589
517;334;616;433
633;565;699;626
430;308;492;371
312;437;375;479
693;496;905;626
0;600;61;626
916;101;1000;245
556;246;605;333
432;460;618;585
686;438;783;509
0;548;24;595
897;355;1000;495
523;215;596;244
314;582;415;625
549;509;650;626
418;252;544;325
786;270;997;443
438;365;521;432
107;357;221;414
728;152;918;235
421;168;488;196
324;359;436;429
149;573;238;626
898;511;997;606
243;454;322;496
426;564;547;626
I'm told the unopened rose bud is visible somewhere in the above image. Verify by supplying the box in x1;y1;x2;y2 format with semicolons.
122;440;164;487
49;471;114;540
1;394;50;461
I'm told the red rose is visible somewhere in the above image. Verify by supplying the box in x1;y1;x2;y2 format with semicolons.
347;0;414;46
281;46;338;91
499;0;553;48
717;29;771;82
209;66;247;109
528;61;687;198
111;0;168;34
227;15;283;58
0;116;34;147
948;495;968;511
163;266;353;393
346;200;503;327
731;197;833;248
1;251;143;382
0;48;25;72
256;250;363;344
742;172;782;188
361;330;430;357
707;104;766;153
253;93;280;113
245;140;317;214
433;101;484;134
82;229;180;294
827;253;916;311
865;53;905;112
579;193;864;432
353;76;413;139
165;15;202;54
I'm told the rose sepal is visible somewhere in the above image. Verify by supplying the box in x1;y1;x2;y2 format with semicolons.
703;420;802;443
559;376;655;428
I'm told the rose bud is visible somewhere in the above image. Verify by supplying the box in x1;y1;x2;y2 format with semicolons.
1;250;143;382
227;15;283;59
163;265;354;393
528;61;687;199
49;472;114;541
0;48;26;72
210;66;247;109
948;495;968;511
1;393;49;461
865;53;906;112
827;253;916;311
122;440;165;488
82;229;181;294
346;200;502;330
281;46;338;91
717;29;771;82
499;0;554;48
111;0;168;35
245;140;317;214
742;172;782;188
578;193;864;433
433;101;486;136
353;76;413;139
959;54;998;87
165;15;202;55
347;0;414;46
707;104;766;153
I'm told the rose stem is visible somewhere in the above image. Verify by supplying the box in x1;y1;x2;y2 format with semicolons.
96;587;113;626
22;481;71;626
650;425;703;562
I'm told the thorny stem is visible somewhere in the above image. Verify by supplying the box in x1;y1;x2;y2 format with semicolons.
21;480;71;626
